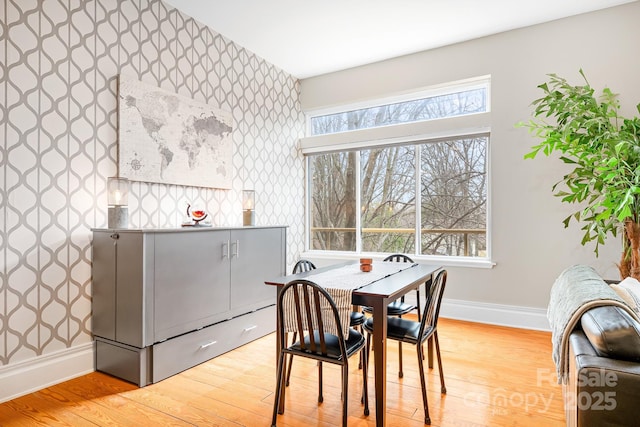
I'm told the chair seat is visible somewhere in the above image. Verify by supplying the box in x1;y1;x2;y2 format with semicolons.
350;311;365;326
362;300;416;316
290;329;365;360
363;316;434;345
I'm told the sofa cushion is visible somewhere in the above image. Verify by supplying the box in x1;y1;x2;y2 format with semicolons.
580;305;640;361
610;276;640;314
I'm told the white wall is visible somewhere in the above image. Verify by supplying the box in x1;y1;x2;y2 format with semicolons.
300;3;640;320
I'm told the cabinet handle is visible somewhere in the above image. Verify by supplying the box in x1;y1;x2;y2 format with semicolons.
222;241;229;259
243;325;257;333
200;340;218;349
232;240;239;258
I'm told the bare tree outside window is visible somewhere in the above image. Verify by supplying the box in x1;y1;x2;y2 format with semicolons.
310;152;357;251
421;138;487;257
311;88;487;136
361;146;416;253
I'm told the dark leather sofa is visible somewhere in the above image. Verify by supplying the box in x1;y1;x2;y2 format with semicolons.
565;305;640;426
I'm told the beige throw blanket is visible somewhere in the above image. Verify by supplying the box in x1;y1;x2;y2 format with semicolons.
282;286;353;340
547;264;639;384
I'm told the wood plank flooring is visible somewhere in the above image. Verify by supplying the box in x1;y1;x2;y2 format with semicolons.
0;318;565;426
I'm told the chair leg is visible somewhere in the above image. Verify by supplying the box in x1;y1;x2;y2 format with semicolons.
398;341;404;378
365;331;372;372
361;345;370;416
271;351;287;426
285;332;297;387
365;331;373;404
416;342;431;425
285;354;293;386
356;325;363;369
341;364;349;427
318;361;324;403
397;313;405;377
434;331;446;394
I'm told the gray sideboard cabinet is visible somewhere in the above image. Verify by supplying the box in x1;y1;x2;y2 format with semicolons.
91;226;286;386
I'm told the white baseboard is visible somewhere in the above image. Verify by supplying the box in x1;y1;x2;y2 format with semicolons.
0;342;95;403
440;298;550;331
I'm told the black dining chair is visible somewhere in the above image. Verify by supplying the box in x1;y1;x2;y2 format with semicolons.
362;253;421;377
285;260;366;402
292;259;316;275
272;279;369;427
363;269;447;425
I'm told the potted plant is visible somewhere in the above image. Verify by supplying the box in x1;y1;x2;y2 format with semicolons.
519;70;640;279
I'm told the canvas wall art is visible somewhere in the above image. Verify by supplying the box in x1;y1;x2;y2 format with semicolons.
118;74;233;189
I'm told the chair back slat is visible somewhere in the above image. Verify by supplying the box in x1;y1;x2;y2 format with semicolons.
312;287;328;354
302;285;317;352
418;269;447;340
292;286;306;349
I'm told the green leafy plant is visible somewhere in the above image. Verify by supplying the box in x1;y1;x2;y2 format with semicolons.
519;70;640;279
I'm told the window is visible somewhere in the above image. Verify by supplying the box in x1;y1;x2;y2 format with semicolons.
361;145;416;253
310;86;487;136
310;151;357;251
420;137;487;257
304;77;490;261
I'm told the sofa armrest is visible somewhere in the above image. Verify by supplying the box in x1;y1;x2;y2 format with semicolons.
568;330;640;427
580;306;640;361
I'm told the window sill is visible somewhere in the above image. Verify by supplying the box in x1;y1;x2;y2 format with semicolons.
301;251;496;269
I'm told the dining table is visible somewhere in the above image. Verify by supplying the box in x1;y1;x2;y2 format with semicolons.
265;260;442;427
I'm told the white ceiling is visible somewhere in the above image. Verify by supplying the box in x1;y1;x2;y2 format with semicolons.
164;0;635;79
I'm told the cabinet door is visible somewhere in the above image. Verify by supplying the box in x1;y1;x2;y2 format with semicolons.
92;231;117;341
115;232;148;347
153;230;231;342
93;231;148;347
229;227;284;314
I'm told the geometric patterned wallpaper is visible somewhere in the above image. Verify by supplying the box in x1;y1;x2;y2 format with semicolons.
0;0;305;367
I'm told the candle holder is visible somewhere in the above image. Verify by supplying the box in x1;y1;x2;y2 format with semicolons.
107;177;129;229
243;190;255;226
360;258;372;272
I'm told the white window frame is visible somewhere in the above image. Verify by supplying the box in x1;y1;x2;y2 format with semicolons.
305;75;491;135
302;77;495;269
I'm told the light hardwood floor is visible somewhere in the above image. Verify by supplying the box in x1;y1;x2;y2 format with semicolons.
0;318;565;426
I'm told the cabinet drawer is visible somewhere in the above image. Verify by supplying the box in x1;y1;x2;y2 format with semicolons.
152;305;275;382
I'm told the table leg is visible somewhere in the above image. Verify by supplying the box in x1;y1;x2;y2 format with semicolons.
276;288;286;414
372;298;388;427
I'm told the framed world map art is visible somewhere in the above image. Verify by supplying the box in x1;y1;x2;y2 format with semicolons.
117;74;233;189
